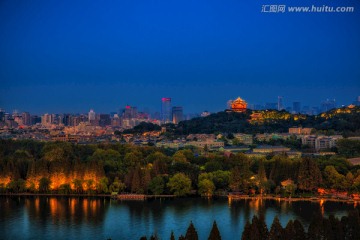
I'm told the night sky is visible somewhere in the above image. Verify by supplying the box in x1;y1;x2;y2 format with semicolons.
1;0;359;115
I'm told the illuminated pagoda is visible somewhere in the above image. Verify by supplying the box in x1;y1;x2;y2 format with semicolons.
229;97;247;112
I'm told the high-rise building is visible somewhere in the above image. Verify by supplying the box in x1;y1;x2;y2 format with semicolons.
21;112;31;125
278;96;284;111
123;105;137;119
99;114;111;127
88;109;96;121
62;114;71;126
293;102;301;113
70;116;81;126
172;107;183;124
41;113;53;126
31;115;41;125
111;114;121;127
161;98;172;123
88;109;98;126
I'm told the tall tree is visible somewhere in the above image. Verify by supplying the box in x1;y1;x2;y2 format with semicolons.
39;177;51;193
170;231;175;240
249;216;261;240
343;210;360;240
131;165;143;193
148;176;165;195
268;216;285;240
293;220;306;240
185;221;198;240
208;221;221;240
308;213;324;240
297;158;322;191
241;221;252;240
284;220;295;240
257;159;267;195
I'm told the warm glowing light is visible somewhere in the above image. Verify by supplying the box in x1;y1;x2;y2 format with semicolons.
230;97;247;112
0;177;11;186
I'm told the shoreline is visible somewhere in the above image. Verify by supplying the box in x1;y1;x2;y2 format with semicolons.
1;193;359;204
228;195;360;204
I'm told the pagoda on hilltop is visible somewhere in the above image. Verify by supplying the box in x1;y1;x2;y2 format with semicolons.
229;97;247;112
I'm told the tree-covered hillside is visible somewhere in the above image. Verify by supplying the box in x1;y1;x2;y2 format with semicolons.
173;106;360;135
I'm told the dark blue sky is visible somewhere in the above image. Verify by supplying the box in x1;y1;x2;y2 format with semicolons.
1;0;359;114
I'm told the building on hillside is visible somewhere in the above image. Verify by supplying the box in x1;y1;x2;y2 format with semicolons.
288;127;313;135
233;133;253;145
185;140;224;150
348;157;360;166
228;97;247;112
301;135;342;151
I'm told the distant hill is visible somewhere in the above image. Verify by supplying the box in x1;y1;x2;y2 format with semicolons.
122;106;360;135
173;106;360;135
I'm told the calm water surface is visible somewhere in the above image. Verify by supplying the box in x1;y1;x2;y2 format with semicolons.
0;196;358;240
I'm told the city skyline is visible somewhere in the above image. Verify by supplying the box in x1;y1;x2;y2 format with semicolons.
0;96;360;118
1;95;359;116
1;1;360;114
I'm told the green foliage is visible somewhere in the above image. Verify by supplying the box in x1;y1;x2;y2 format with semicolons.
97;177;109;194
123;122;161;134
72;179;83;193
337;139;360;157
109;177;125;193
198;179;215;197
297;158;322;191
148;176;165;195
59;183;72;194
7;178;26;193
323;166;348;190
167;173;192;196
2;139;360;196
39;177;51;193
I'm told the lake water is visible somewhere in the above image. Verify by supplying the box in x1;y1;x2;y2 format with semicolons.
0;196;358;240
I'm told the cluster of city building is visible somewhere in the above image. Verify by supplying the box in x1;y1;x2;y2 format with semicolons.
0;97;185;130
248;96;360;115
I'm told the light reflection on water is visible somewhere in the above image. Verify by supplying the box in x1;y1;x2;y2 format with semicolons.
0;197;357;240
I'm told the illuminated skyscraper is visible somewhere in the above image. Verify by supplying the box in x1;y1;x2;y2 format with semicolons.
172;106;183;124
161;97;172;123
88;109;97;125
88;109;96;121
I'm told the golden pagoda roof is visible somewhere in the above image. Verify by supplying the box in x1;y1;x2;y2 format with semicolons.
230;97;247;112
233;97;245;103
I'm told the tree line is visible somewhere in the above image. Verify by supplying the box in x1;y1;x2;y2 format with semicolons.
1;139;360;196
137;210;360;240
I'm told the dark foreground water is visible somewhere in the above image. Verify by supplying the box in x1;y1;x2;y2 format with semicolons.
0;196;358;240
